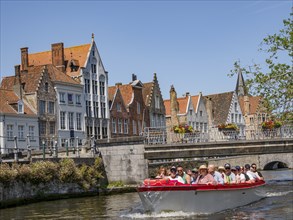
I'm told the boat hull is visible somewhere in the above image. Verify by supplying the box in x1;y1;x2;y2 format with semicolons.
138;181;266;214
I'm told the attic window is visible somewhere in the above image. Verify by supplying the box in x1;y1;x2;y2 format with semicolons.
92;50;95;56
70;61;79;72
18;100;24;114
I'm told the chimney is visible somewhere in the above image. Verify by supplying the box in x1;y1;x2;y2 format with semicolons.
205;97;214;126
115;82;122;88
170;85;179;127
51;43;65;72
21;47;29;71
244;95;250;115
132;73;137;82
15;65;21;78
185;92;190;97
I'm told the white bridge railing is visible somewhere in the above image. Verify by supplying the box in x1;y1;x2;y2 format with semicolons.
143;125;293;145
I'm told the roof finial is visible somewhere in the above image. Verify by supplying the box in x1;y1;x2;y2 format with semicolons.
153;72;157;81
92;33;95;40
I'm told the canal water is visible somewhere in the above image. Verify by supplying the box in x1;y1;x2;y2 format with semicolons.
0;170;292;220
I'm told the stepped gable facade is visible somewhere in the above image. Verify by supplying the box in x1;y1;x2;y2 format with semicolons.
108;74;150;136
204;91;246;135
142;73;166;128
18;35;110;139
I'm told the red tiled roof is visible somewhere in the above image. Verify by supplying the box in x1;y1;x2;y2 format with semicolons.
238;96;262;115
164;100;171;116
0;89;35;115
108;86;117;101
164;96;189;116
1;64;79;93
118;84;133;106
26;44;91;77
191;95;199;112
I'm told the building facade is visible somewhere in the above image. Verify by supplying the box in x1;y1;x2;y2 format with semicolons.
0;87;39;154
17;35;110;140
142;73;166;128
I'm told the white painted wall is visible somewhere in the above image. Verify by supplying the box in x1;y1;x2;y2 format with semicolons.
0;114;39;154
55;82;85;146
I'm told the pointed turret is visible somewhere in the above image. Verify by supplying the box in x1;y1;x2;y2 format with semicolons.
235;67;246;96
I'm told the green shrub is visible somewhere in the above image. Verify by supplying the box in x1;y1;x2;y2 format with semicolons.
13;163;32;183
0;163;17;185
59;158;82;183
107;181;124;188
30;161;59;184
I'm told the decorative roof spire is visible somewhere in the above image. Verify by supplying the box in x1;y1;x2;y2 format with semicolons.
92;33;95;41
235;65;246;96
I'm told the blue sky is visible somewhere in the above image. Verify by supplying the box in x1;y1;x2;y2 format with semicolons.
0;1;291;99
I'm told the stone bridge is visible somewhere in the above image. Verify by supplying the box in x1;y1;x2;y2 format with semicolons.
98;138;293;184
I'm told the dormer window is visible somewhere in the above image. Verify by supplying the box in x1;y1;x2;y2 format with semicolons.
18;100;24;114
92;50;95;56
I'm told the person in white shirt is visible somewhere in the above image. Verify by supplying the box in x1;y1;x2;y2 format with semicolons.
168;166;184;184
244;164;258;182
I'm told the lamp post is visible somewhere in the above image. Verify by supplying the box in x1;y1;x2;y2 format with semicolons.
14;136;18;162
66;139;69;157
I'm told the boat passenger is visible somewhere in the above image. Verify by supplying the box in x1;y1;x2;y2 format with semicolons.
224;163;236;184
218;166;226;178
168;166;185;184
244;164;258;182
251;163;264;180
195;165;215;185
235;165;246;183
208;164;224;184
190;168;199;184
155;166;167;179
177;165;191;184
240;166;252;183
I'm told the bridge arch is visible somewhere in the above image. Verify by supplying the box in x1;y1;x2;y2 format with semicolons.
263;161;288;170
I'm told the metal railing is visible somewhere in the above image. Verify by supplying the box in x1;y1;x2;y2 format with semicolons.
143;125;293;145
0;135;100;163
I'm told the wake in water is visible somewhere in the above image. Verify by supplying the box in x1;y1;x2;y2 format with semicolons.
265;190;293;197
120;211;206;219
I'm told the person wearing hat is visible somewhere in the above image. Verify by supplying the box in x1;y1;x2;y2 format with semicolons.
224;163;236;184
168;166;184;184
208;164;224;184
190;168;199;184
217;166;227;181
234;165;246;183
195;164;215;184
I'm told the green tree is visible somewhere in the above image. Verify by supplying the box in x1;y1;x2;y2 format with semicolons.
231;14;293;122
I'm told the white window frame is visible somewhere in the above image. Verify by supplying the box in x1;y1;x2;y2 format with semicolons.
7;124;13;141
124;119;128;134
112;118;116;133
18;125;25;141
68;112;74;129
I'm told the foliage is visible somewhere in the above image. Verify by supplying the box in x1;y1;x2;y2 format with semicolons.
30;161;59;184
218;123;239;131
261;120;282;130
58;158;82;183
172;124;193;133
0;159;104;189
230;14;293;121
107;181;124;188
0;163;17;185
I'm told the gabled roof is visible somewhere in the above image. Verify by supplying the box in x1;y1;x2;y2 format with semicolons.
0;89;35;115
108;86;117;102
1;64;79;93
204;91;234;125
115;84;133;106
191;95;199;112
164;95;189;116
25;44;91;77
238;96;262;115
142;82;154;106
